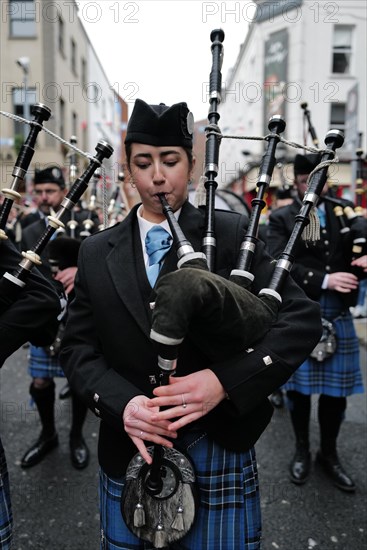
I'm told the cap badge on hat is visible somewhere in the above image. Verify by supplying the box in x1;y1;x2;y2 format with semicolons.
186;112;194;135
51;167;62;180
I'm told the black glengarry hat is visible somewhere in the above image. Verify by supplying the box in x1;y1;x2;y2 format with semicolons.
125;99;194;149
34;166;65;189
294;153;322;176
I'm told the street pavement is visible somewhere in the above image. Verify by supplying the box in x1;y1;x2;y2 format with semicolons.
0;319;366;550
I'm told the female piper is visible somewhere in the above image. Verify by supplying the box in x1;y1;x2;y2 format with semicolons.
60;99;321;549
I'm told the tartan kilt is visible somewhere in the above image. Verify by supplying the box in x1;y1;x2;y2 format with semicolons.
284;292;364;397
99;434;261;549
0;438;12;550
28;344;65;379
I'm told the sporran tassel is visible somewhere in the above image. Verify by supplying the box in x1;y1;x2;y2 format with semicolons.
302;207;320;244
133;502;146;527
153;524;167;549
171;506;185;531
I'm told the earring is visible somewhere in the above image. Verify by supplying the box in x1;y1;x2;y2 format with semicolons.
130;180;136;189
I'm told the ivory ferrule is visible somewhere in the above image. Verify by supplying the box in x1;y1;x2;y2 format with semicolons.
230;269;255;282
177;252;206;269
2;189;21;201
47;216;65;230
3;272;26;287
150;329;183;346
258;288;282;303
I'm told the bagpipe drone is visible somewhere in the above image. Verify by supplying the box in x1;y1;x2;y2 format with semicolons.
0;104;113;314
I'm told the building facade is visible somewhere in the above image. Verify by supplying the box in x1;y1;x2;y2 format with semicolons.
0;0;126;198
217;0;366;205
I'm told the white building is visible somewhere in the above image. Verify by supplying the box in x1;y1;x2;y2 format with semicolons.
86;44;122;181
218;0;367;196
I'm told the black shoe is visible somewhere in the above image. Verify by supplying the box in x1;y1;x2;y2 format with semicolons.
21;433;59;468
316;451;356;492
270;390;284;409
59;383;71;400
70;436;89;470
289;449;311;484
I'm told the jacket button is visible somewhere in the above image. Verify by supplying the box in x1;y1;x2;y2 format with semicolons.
94;408;101;416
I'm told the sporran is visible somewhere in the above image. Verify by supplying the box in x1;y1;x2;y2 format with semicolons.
120;445;199;548
310;317;337;362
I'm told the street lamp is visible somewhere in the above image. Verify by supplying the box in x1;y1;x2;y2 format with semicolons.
16;56;30;141
16;56;31;199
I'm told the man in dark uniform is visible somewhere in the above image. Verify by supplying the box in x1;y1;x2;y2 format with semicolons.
19;166;92;470
0;237;61;549
267;153;366;492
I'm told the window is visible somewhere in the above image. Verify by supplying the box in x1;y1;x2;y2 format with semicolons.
81;58;87;88
71;39;77;75
332;26;353;74
330;103;346;132
58;17;65;54
9;0;36;37
12;87;37;137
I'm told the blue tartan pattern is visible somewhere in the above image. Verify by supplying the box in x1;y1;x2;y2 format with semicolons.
284;292;364;397
99;436;261;549
0;438;12;550
28;345;65;379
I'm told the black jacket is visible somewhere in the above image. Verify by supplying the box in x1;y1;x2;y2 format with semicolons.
267;197;366;308
60;201;321;476
0;238;61;366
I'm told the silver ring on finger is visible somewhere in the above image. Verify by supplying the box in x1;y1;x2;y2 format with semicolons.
181;394;187;409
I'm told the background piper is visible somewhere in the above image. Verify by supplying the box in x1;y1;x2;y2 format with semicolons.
19;166;94;470
267;153;366;492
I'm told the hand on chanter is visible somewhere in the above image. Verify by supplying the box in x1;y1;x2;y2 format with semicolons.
327;271;359;293
123;394;178;464
351;254;367;273
147;369;227;432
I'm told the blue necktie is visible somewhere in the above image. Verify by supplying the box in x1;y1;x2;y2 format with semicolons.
317;207;326;228
145;226;172;286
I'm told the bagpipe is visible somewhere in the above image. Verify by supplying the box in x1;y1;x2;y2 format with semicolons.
0;117;113;314
120;28;344;549
48;135;84;275
321;144;367;277
0;103;51;241
301;103;366;271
